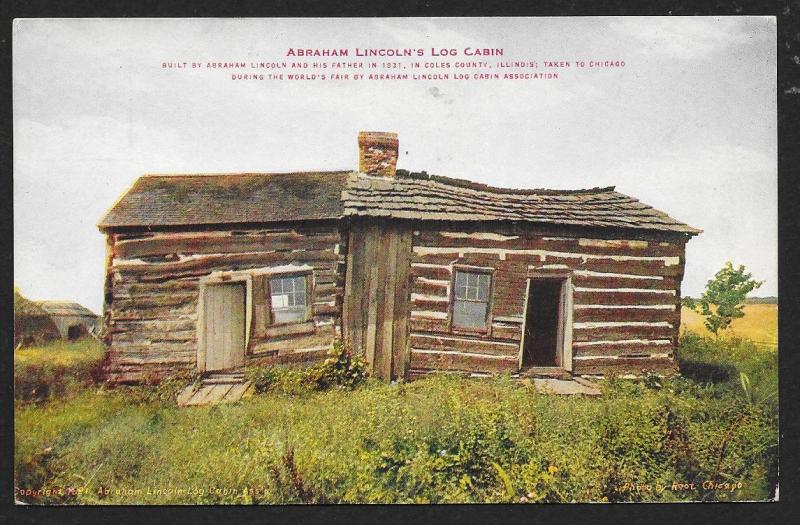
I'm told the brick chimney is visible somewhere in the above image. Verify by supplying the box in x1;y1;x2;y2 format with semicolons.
358;131;399;177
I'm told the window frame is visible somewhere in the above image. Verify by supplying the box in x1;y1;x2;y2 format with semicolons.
267;271;313;326
448;265;494;335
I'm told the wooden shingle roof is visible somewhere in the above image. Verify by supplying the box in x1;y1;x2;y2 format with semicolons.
342;170;701;235
99;169;700;235
98;171;352;229
39;301;97;317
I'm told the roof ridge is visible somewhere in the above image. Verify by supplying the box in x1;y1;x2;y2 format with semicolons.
38;301;97;315
394;170;616;195
140;170;354;179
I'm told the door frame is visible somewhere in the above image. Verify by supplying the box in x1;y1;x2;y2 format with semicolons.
518;271;574;372
197;271;253;373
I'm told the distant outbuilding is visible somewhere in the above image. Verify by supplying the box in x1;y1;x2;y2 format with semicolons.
39;301;100;340
14;294;60;346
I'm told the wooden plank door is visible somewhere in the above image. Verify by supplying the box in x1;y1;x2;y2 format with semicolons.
203;283;246;372
342;219;413;381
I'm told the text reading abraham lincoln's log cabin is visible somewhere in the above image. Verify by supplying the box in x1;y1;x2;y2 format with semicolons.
160;46;626;82
286;47;506;57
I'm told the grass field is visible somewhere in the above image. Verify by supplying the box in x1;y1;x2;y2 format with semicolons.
681;304;778;347
14;329;778;504
14;338;104;403
14;338;103;367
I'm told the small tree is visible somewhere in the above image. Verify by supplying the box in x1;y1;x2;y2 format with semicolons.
691;262;764;337
681;296;697;309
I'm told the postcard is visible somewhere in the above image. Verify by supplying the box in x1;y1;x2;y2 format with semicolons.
12;16;777;504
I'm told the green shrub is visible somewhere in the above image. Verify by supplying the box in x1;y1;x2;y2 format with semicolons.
678;332;778;415
679;359;736;383
306;339;368;390
248;366;279;394
248;340;368;396
677;332;736;382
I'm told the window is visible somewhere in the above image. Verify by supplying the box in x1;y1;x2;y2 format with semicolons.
452;270;492;330
269;274;309;324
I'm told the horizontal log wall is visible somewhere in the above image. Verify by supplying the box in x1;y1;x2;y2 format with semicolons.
103;223;346;383
408;226;687;377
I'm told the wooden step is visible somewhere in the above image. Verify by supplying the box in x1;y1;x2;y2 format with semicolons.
177;380;253;407
203;376;246;385
184;384;234;406
178;366;251;406
176;384;199;406
204;368;245;375
202;369;245;384
520;367;572;380
530;378;602;396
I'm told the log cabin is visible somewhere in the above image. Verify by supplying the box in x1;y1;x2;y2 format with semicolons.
98;131;701;383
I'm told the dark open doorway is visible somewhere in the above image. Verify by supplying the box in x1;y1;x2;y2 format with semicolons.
67;324;87;340
521;278;565;368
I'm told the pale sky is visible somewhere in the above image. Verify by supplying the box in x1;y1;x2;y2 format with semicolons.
13;17;777;313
